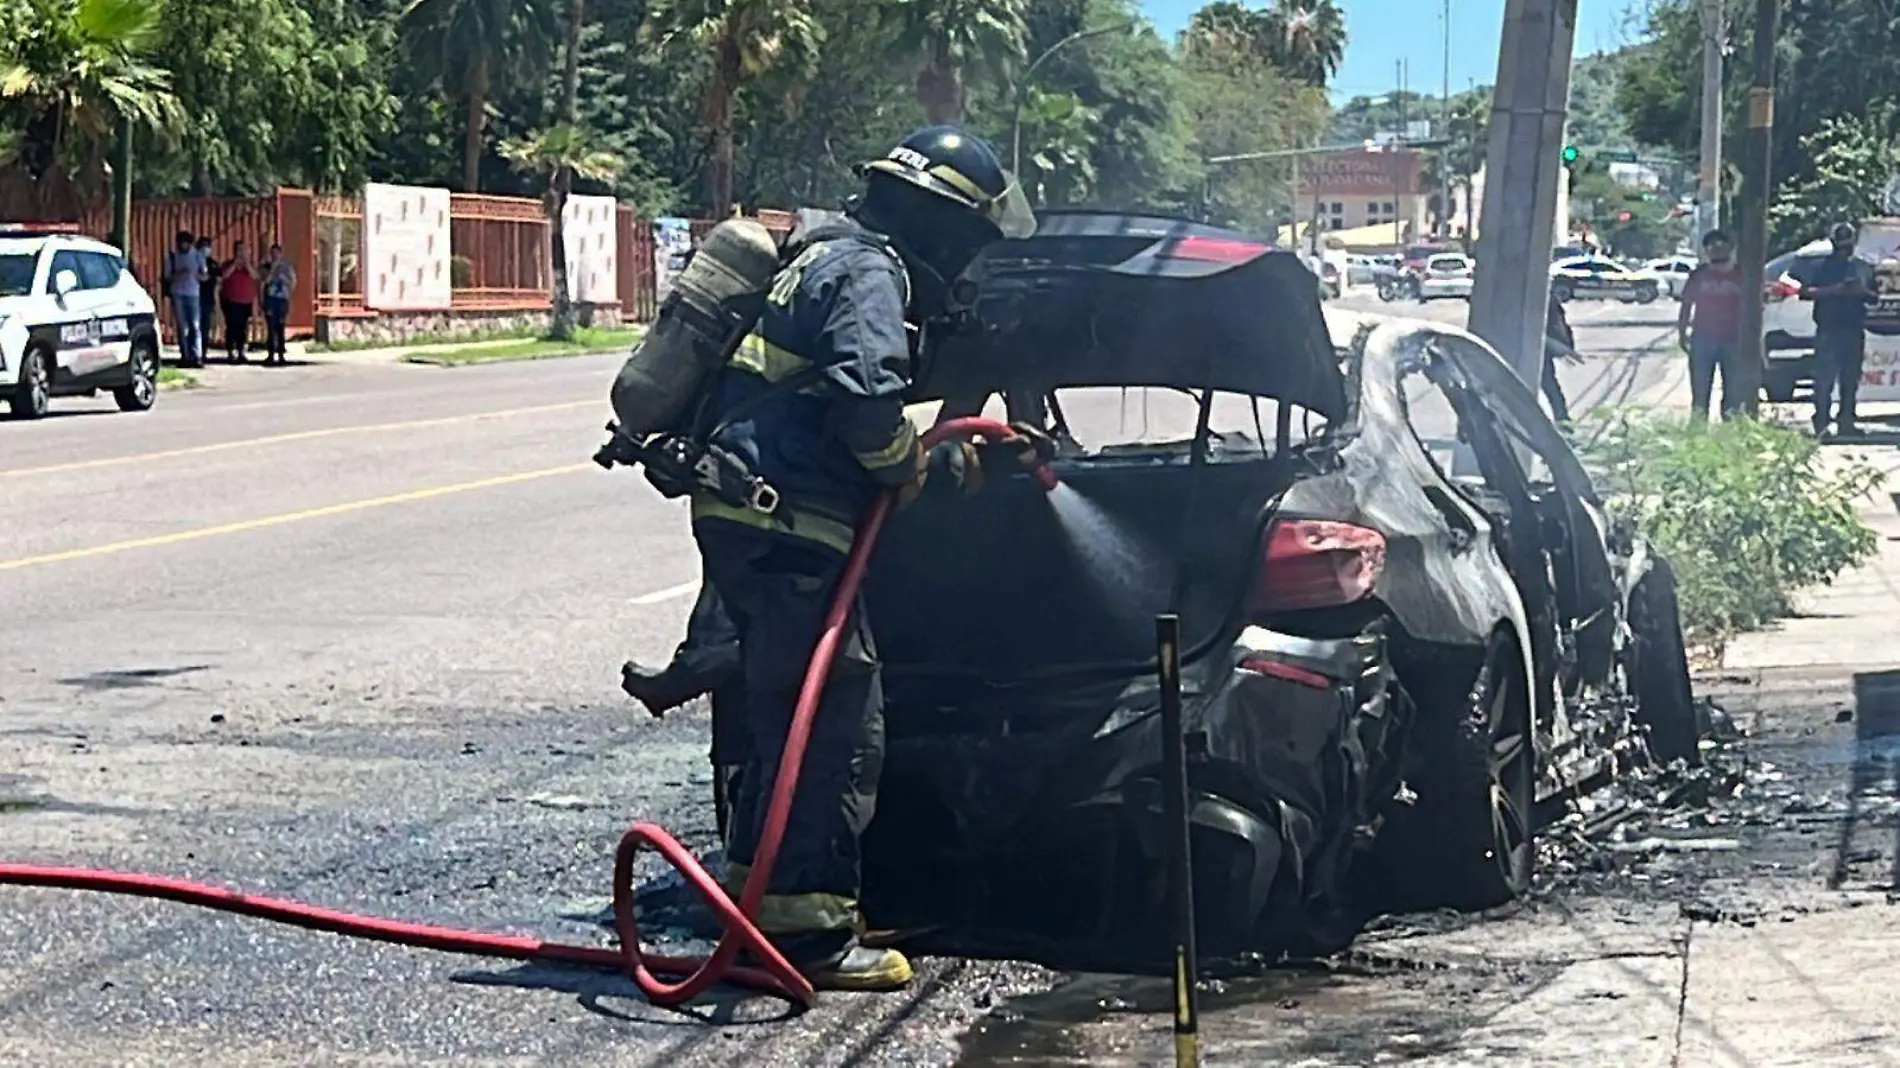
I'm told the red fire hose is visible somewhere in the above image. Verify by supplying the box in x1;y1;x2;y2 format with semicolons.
0;417;1046;1014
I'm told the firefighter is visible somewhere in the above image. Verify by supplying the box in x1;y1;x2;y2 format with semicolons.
687;126;1037;991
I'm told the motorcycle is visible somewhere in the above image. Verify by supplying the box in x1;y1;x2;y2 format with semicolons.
1376;273;1417;303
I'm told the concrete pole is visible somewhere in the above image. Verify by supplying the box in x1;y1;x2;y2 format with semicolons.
1467;0;1577;389
1695;0;1725;245
1735;0;1781;416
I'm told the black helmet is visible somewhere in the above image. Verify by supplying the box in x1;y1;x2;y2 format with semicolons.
1831;221;1857;244
853;126;1034;307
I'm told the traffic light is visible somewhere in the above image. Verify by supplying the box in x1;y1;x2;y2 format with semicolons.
1561;144;1579;166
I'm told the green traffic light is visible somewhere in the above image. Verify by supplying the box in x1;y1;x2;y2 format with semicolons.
1561;145;1579;164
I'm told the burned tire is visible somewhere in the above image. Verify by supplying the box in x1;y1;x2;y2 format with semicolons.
1628;556;1705;766
1379;633;1534;913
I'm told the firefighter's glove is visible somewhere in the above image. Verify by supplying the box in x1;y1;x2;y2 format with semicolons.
929;440;985;498
1000;421;1057;468
895;443;932;511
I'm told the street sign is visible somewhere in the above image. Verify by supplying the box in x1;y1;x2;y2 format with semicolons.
1598;149;1638;163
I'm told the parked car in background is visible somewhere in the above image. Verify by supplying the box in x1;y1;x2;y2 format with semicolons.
1417;253;1475;302
1550;255;1660;304
0;230;162;420
1640;256;1697;299
1758;235;1897;402
1347;254;1382;287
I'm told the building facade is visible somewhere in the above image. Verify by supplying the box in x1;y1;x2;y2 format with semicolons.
1300;147;1431;242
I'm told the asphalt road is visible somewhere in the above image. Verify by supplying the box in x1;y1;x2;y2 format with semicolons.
0;300;1686;1066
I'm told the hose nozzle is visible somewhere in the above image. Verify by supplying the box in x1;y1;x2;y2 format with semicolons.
922;415;1062;494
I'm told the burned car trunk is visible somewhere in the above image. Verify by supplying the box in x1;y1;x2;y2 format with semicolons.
860;214;1395;961
848;215;1698;967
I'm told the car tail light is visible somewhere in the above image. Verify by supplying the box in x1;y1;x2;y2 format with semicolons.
1253;519;1387;614
1237;655;1333;689
1159;235;1269;263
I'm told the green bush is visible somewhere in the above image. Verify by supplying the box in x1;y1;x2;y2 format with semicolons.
1579;413;1885;642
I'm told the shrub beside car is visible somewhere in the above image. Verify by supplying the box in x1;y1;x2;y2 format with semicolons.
1579;413;1884;644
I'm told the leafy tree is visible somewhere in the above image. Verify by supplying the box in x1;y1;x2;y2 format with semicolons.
882;0;1027;125
0;0;177;213
1013;87;1098;203
1260;0;1344;89
1180;39;1327;232
1770;105;1900;250
646;0;822;218
1180;0;1344;89
143;0;396;196
1615;0;1900;248
401;0;562;192
977;0;1191;213
499;123;621;338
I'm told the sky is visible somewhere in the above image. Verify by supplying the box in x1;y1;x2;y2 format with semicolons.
1138;1;1646;101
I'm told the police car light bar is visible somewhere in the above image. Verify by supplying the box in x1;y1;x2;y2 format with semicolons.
0;222;83;236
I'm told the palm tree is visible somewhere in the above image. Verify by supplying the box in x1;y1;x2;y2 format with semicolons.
401;0;561;193
0;0;176;212
881;0;1027;125
499;123;622;340
1262;0;1346;89
647;0;821;219
1181;1;1265;63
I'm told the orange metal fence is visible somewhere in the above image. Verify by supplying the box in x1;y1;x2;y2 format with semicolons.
314;193;366;321
450;193;550;310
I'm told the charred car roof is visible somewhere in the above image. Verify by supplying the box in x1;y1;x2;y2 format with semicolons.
916;210;1348;420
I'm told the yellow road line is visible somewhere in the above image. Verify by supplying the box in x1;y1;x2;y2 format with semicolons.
1;401;599;480
0;463;593;573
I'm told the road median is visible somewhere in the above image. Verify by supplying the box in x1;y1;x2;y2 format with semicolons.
401;327;643;367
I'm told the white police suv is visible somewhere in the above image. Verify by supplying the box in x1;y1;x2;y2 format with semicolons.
0;229;162;419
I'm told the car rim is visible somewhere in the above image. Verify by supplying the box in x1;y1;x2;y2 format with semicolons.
1484;655;1532;887
133;346;157;404
28;352;47;410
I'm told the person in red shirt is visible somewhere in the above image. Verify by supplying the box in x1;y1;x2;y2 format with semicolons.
218;240;260;363
1676;229;1748;422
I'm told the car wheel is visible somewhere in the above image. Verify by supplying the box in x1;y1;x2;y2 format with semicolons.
1635;284;1658;305
1628;556;1706;766
7;343;51;420
1551;282;1573;303
1381;634;1534;912
114;336;160;412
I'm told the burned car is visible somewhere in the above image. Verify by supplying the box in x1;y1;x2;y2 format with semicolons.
856;212;1698;961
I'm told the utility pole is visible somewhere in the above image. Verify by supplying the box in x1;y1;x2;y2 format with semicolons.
1695;0;1725;246
1441;0;1453;240
1736;0;1781;416
1467;0;1577;391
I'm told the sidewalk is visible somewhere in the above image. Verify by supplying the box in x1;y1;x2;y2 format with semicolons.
1722;424;1900;675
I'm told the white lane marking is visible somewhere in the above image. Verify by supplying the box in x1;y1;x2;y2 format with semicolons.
629;580;700;606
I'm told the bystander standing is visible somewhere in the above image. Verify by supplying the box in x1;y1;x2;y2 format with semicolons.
1799;221;1878;439
260;243;296;366
1676;229;1748;423
163;231;206;368
219;240;258;363
196;237;221;358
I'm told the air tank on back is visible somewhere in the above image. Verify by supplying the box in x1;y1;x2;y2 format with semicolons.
609;217;783;435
